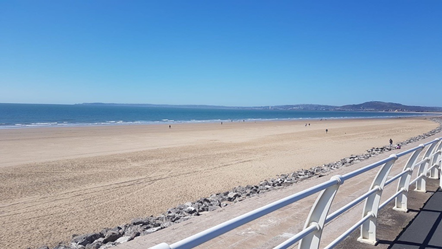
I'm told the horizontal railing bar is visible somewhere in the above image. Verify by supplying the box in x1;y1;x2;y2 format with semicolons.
170;178;339;249
395;145;424;157
325;187;379;223
409;174;425;185
324;213;373;249
428;164;438;171
412;158;429;170
385;170;409;186
423;138;441;147
409;162;439;187
394;138;438;158
379;189;404;210
341;157;395;181
273;223;318;249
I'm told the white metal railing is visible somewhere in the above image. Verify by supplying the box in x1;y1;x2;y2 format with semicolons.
150;138;442;249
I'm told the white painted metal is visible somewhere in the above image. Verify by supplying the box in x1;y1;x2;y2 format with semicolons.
440;158;442;188
429;140;442;180
415;139;439;192
297;176;343;249
273;223;318;249
326;187;378;223
150;243;172;249
358;154;397;245
324;213;373;249
149;138;442;249
394;145;424;211
166;179;336;249
340;157;395;181
380;189;404;210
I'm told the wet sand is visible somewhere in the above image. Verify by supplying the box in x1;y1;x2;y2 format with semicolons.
0;118;438;249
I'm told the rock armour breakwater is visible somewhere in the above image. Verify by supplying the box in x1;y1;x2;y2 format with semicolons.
37;118;442;249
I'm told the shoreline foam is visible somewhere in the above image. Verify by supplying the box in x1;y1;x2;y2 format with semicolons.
0;113;435;130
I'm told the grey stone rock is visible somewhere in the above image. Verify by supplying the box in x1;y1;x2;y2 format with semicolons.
227;192;240;201
161;221;173;228
141;227;162;235
115;236;131;244
131;217;152;226
72;233;102;246
103;230;122;243
184;206;196;214
53;245;71;249
124;224;143;238
71;243;85;249
98;244;115;249
85;241;102;249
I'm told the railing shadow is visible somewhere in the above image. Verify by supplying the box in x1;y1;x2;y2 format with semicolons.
385;187;442;249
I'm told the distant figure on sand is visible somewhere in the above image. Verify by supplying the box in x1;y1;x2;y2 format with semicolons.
169;125;171;129
326;129;328;133
389;138;393;147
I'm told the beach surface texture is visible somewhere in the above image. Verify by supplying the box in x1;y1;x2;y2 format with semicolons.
0;118;439;249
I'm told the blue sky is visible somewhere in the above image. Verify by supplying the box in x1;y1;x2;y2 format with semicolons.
1;1;441;107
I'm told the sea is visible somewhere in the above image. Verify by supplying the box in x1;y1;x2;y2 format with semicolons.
0;103;432;129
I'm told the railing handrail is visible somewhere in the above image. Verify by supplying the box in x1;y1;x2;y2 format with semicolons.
150;137;442;249
169;178;339;249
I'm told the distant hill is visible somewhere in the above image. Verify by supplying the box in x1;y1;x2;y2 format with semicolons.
338;101;442;112
79;101;442;112
269;101;442;112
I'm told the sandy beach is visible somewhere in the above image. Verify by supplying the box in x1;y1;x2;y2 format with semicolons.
0;117;439;249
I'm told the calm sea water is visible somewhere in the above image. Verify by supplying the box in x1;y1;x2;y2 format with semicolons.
0;103;430;129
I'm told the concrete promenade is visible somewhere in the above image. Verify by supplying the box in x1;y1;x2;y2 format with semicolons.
337;178;442;249
116;136;441;249
390;185;442;249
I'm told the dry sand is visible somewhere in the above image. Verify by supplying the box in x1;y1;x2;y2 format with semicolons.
0;118;439;249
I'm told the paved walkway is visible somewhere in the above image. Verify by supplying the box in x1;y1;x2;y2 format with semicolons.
390;186;442;249
337;178;442;249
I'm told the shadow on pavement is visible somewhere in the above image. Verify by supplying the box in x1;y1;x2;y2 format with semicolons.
387;186;442;249
337;179;441;249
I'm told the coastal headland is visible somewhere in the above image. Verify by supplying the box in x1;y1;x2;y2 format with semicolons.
0;117;439;249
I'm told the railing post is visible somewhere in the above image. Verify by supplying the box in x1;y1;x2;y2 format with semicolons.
438;159;442;188
415;139;439;192
358;154;397;245
429;140;442;180
394;145;424;212
298;176;343;249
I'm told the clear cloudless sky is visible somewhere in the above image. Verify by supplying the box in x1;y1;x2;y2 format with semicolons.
1;1;441;107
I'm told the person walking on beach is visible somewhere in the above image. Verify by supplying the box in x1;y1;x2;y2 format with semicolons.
389;138;393;147
326;129;328;133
